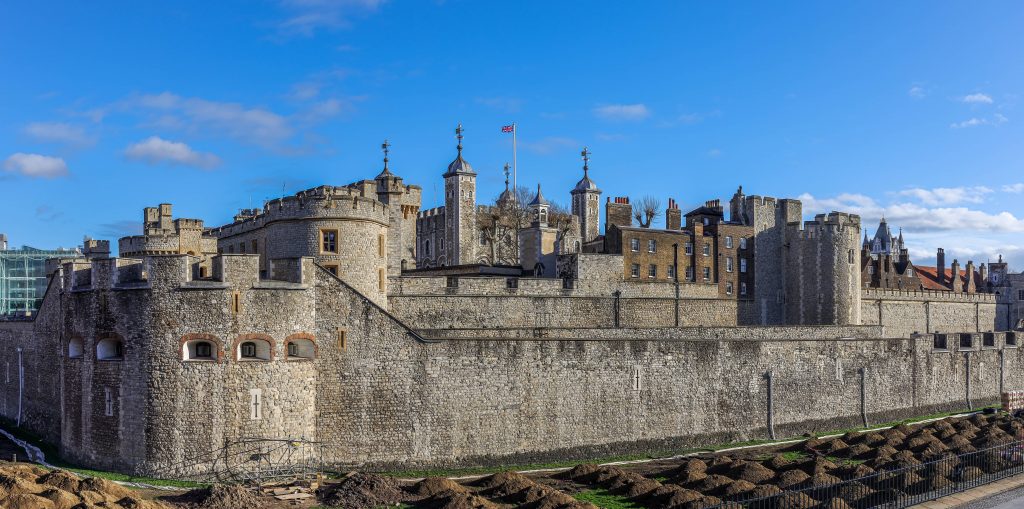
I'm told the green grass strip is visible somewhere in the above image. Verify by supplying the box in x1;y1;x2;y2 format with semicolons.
573;488;645;509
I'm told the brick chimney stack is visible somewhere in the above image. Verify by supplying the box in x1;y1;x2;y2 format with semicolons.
936;248;945;284
606;197;633;229
665;198;681;230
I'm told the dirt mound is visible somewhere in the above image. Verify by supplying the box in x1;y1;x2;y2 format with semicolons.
706;456;734;474
670;469;707;486
36;471;80;493
835;481;873;502
647;485;701;508
748;484;781;498
798;456;838;476
475;471;535;498
2;493;56;509
773;491;817;509
692;474;733;492
426;491;498;509
819;497;854;509
78;477;135;501
862;432;886;445
179;484;265;509
37;487;80;509
807;472;841;487
678;458;707;474
776;469;809;489
558;464;601;481
412;477;468;498
764;454;791;470
729;462;774;484
317;473;406;509
822;438;849;455
720;479;755;496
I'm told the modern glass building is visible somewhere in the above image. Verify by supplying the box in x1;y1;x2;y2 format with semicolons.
0;234;81;317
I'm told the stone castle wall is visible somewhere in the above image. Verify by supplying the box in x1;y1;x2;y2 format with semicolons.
861;288;998;338
0;255;1020;477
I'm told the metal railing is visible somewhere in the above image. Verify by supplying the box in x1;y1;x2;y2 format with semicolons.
708;440;1024;508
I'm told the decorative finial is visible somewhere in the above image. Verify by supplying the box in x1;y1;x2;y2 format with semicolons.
381;139;390;171
503;163;510;189
455;123;464;155
581;147;591;176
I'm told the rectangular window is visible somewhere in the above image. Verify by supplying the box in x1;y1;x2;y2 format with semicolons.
907;268;913;277
686;266;694;280
240;242;246;254
740;282;747;295
648;264;657;278
726;282;733;295
506;277;519;289
337;328;347;350
439;238;444;251
959;333;973;349
632;368;641;391
685;242;693;255
231;291;241;315
648;239;657;253
933;334;948;350
446;276;458;288
667;265;675;279
630;238;640;252
321;230;338;253
324;264;339;276
726;257;734;272
104;388;113;417
983;333;995;348
249;389;262;420
251;239;258;253
630;263;640;278
740;258;747;273
378;268;385;291
740;238;747;249
703;267;711;281
378;234;385;256
228;245;234;254
868;265;875;275
1019;290;1024;301
1008;333;1018;347
703;243;710;256
725;236;733;249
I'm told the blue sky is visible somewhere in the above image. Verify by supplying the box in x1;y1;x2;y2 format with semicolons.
2;1;1023;268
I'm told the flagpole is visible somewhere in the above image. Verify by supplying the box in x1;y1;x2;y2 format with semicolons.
512;122;518;198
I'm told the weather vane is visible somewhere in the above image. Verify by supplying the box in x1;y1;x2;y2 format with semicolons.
581;147;591;174
381;139;390;170
455;123;464;154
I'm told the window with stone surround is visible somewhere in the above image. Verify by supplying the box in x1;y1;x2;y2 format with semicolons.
740;237;747;249
630;238;640;252
703;267;711;281
740;282;747;296
285;335;316;360
726;282;733;295
237;337;272;361
1007;333;1017;347
323;264;339;277
726;257;734;272
686;266;694;281
378;234;385;256
320;229;338;254
630;264;640;278
68;337;84;359
182;337;218;362
337;329;347;350
249;389;262;420
667;265;675;279
959;333;974;349
251;239;258;253
239;242;246;254
703;243;710;256
725;236;733;249
740;258;747;273
648;264;657;278
685;242;693;255
933;334;948;350
1019;289;1024;301
648;239;656;253
378;268;385;291
97;338;124;361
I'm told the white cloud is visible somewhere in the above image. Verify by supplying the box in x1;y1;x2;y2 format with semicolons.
950;114;1008;128
124;137;221;169
1003;183;1024;194
521;136;577;155
277;0;386;37
126;93;293;148
963;93;993;104
593;103;650;121
799;192;1024;233
3;153;69;178
23;122;95;146
908;86;926;99
896;186;993;206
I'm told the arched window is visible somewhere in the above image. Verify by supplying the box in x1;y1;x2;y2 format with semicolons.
235;335;272;361
285;335;316;361
68;337;84;359
97;338;124;360
181;335;220;362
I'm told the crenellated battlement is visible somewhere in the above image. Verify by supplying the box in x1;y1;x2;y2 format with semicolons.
212;186;392;238
61;254;316;291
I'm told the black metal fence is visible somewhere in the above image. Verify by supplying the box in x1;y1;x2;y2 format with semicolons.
708;440;1024;508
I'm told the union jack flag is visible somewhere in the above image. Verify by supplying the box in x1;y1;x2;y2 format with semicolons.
501;125;514;133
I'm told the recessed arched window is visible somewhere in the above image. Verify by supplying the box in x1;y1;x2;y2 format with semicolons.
235;335;272;361
97;338;124;360
181;336;220;362
68;337;84;359
285;334;316;360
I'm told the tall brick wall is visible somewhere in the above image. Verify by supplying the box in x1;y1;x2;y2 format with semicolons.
861;288;999;338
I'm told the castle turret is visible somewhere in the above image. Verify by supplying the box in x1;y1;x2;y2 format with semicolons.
570;147;601;243
443;124;477;265
375;140;421;274
783;212;862;326
519;184;557;277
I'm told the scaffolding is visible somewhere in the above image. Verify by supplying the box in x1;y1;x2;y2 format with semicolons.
0;241;79;317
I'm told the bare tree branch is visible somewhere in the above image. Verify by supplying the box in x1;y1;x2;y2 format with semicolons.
634;195;661;228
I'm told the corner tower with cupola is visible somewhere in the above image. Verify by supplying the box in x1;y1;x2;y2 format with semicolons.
443;124;478;265
571;147;602;243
